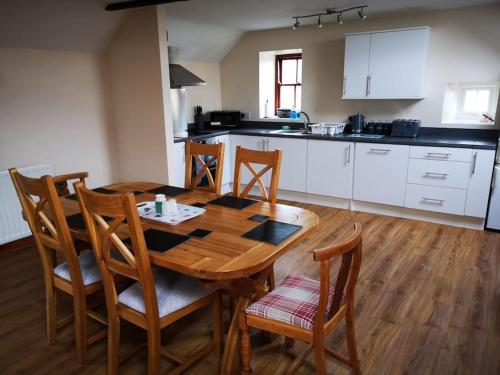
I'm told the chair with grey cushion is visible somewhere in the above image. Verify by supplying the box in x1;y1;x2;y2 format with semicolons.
9;168;107;364
74;182;223;375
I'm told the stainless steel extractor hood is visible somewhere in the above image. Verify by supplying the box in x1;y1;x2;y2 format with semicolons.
168;47;206;88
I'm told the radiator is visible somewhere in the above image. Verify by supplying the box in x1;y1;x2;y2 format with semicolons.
0;164;53;245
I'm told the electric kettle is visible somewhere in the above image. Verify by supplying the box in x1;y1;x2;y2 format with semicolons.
349;114;366;134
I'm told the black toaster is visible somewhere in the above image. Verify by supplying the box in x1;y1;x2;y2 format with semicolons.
391;119;421;138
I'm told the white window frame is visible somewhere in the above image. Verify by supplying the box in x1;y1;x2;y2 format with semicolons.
456;84;497;121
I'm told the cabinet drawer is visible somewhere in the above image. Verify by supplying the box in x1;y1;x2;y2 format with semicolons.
405;184;466;215
410;146;472;162
407;159;470;189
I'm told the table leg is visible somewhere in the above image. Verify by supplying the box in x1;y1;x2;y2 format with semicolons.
220;296;250;375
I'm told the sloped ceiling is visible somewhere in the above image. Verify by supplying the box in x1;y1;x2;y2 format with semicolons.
0;0;497;58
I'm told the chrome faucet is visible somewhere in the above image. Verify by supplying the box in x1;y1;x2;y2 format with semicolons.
300;111;311;133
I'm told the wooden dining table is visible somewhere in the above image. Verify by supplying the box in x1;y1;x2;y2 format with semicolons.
60;181;319;374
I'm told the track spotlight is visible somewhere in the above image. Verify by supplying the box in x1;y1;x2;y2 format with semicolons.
292;5;367;29
358;8;367;20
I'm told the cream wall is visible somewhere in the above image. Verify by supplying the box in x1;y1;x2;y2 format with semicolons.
0;48;117;187
221;4;500;129
178;61;222;122
106;7;174;183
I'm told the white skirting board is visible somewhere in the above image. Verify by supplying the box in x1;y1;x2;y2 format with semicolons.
0;164;53;245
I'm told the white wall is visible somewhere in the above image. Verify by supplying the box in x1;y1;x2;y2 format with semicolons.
178;60;222;122
221;4;500;129
0;48;117;187
106;7;174;183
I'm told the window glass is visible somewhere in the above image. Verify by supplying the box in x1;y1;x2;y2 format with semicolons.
297;59;302;84
296;86;302;110
281;59;297;84
463;88;490;113
280;86;295;108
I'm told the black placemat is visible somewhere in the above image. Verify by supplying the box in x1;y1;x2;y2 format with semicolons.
242;220;303;245
147;185;192;197
65;187;117;201
188;229;212;238
66;213;112;230
208;195;258;210
125;229;190;253
192;202;207;208
249;214;269;223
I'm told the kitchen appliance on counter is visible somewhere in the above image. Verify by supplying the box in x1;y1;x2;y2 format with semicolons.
348;114;366;133
391;119;421;137
486;141;500;231
208;111;241;128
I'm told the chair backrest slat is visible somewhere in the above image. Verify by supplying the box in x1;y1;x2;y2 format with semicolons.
75;182;159;322
233;146;282;204
313;223;362;327
185;140;225;195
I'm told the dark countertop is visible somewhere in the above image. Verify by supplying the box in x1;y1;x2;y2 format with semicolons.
174;127;498;150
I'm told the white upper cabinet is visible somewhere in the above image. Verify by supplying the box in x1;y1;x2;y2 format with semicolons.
267;137;307;192
307;140;354;199
343;27;430;99
343;34;371;99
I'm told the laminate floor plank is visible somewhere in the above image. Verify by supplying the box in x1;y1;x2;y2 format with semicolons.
1;201;499;374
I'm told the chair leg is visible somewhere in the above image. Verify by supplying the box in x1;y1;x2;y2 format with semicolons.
147;328;161;375
73;295;87;364
267;265;275;291
108;316;120;375
240;316;252;375
46;285;57;345
346;310;361;375
213;292;224;357
285;337;295;349
314;340;327;375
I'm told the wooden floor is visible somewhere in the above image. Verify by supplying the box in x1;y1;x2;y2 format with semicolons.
1;202;499;374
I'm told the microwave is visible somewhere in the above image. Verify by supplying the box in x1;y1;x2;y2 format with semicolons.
209;111;241;127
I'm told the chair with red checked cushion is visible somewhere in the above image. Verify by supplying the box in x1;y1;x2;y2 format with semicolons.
239;223;363;375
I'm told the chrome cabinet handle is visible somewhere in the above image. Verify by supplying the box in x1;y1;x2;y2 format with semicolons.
425;152;451;159
343;76;346;95
424;172;448;178
348;144;351;164
366;75;371;96
369;148;390;153
421;197;445;205
471;152;477;176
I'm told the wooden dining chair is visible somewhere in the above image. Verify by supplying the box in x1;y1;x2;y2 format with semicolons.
185;140;225;195
9;168;107;364
239;223;363;375
233;146;282;204
74;182;223;375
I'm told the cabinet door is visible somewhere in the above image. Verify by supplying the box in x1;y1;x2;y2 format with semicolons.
368;28;429;99
307;141;354;199
215;135;232;186
268;137;307;192
230;135;269;186
465;149;495;217
353;143;410;206
343;34;371;98
170;142;186;187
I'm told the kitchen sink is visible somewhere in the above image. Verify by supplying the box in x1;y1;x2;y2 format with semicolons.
270;129;305;135
343;134;385;139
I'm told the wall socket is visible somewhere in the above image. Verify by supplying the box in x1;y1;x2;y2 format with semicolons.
241;111;251;120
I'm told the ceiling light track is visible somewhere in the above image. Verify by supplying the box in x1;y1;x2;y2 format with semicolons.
292;5;367;29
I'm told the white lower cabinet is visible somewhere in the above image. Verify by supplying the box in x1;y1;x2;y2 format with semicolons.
407;158;470;189
268;137;307;192
307;140;354;199
353;143;410;206
230;135;270;186
465;149;496;217
214;135;232;188
405;184;466;215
